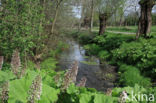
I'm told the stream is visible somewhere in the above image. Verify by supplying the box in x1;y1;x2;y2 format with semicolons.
57;39;117;92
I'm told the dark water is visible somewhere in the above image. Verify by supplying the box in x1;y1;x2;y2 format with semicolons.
57;39;116;92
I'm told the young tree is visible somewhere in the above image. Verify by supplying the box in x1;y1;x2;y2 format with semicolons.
136;0;156;39
51;0;64;34
89;0;94;32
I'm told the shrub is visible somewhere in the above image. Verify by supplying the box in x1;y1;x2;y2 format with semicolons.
84;44;102;55
112;38;156;78
0;0;46;61
94;33;134;51
78;31;96;44
119;65;151;87
98;50;110;60
40;58;58;70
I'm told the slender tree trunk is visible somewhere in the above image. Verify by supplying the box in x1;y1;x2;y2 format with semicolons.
119;14;124;26
99;14;108;35
89;0;94;32
78;0;85;31
51;0;63;34
51;5;59;34
136;0;155;39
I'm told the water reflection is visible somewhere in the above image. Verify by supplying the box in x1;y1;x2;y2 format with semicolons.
57;39;116;92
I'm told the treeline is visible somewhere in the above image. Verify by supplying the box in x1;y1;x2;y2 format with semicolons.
79;0;155;38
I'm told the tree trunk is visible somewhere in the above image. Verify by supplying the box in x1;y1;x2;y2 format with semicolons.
89;0;94;32
51;5;59;34
51;0;63;34
119;14;124;26
99;14;108;35
78;0;85;31
136;0;155;39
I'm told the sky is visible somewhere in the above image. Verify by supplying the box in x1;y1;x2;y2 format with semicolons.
72;6;81;19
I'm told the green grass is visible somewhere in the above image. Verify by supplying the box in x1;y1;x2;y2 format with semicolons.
107;26;137;33
92;26;156;34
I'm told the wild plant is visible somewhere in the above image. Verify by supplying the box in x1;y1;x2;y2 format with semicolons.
0;82;9;103
27;75;42;103
62;61;79;89
11;50;21;78
77;77;87;87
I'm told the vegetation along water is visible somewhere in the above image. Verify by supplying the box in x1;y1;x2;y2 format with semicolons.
0;0;156;103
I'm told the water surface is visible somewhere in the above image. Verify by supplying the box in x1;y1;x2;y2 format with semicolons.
57;39;116;92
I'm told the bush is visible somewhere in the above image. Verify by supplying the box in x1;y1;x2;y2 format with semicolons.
112;38;156;78
84;44;102;55
98;50;110;60
94;33;134;51
41;58;58;70
0;0;46;61
78;31;96;44
119;65;151;87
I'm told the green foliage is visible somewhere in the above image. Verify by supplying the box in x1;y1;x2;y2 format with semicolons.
76;31;155;90
38;84;60;103
27;61;36;70
106;27;137;33
40;58;58;70
112;84;147;98
119;65;151;87
98;50;110;60
112;38;156;78
94;33;134;51
77;31;96;44
94;94;115;103
7;70;60;103
0;58;155;103
0;70;15;85
84;44;102;55
0;0;46;60
79;93;92;103
8;70;38;103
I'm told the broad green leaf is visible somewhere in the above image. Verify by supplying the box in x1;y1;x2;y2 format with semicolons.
38;84;60;103
79;93;92;103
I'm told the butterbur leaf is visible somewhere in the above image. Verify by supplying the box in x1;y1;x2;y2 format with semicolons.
0;71;15;83
94;94;114;103
79;93;92;103
8;70;38;103
38;84;60;103
67;84;78;94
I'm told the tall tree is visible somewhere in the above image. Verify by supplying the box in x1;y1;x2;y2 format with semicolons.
136;0;156;39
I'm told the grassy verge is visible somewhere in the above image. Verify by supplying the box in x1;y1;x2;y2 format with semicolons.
92;26;156;35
